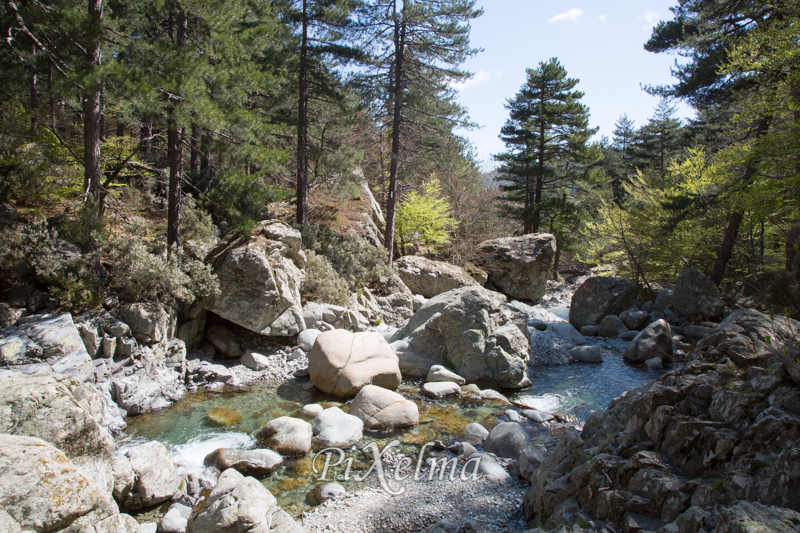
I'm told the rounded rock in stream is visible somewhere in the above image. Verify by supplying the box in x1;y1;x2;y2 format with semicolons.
483;421;528;459
259;416;312;456
203;448;283;477
311;407;363;448
422;381;461;398
306;482;346;505
349;385;419;430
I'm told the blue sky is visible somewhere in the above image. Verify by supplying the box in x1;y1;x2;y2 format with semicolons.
451;0;694;169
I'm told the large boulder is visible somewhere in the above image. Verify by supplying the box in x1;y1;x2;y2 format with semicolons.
389;286;530;389
349;385;419;430
0;434;123;532
203;448;283;477
715;502;800;533
0;312;93;381
672;267;725;319
117;441;181;511
623;319;672;363
0;374;115;463
192;469;278;533
259;417;313;456
395;256;478;298
204;221;306;337
475;233;556;300
569;277;639;330
483;421;528;459
308;330;401;398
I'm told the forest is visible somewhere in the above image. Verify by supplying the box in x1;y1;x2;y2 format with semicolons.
1;0;798;315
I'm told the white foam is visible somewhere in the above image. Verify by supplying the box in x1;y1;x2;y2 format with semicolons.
514;393;562;413
169;431;256;478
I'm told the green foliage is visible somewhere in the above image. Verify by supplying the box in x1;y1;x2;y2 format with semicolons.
299;225;392;289
301;250;350;306
0;105;82;209
396;179;458;254
206;173;292;231
106;218;219;306
181;195;218;246
0;221;104;312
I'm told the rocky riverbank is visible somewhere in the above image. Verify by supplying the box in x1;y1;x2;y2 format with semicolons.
1;220;799;533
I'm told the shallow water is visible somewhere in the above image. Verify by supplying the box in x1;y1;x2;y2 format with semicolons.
120;338;663;517
521;338;664;423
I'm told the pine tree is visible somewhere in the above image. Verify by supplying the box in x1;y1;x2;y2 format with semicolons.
495;58;596;234
633;99;685;183
276;0;361;225
356;0;482;266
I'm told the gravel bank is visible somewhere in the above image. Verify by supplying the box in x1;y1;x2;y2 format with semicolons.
302;478;527;533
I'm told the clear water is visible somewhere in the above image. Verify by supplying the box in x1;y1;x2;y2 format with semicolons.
120;338;663;517
520;338;664;423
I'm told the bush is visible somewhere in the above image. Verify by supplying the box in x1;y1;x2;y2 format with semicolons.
0;221;104;312
301;250;349;306
107;236;219;307
299;225;392;289
181;194;218;245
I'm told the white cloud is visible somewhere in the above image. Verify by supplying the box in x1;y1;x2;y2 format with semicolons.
450;69;491;91
548;8;583;24
598;14;606;21
636;10;660;29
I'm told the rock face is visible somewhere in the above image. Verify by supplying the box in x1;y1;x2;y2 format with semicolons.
390;286;530;389
0;374;115;462
0;312;93;381
672;267;725;319
204;221;306;337
395;256;478;298
259;416;313;456
522;311;800;532
694;308;799;366
569;277;639;330
192;469;280;533
475;233;556;300
311;407;363;448
308;330;401;398
623;319;672;363
349;385;419;430
0;434;121;532
111;366;184;416
118;303;173;345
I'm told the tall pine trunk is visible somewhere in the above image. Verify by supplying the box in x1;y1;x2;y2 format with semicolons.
83;0;103;206
530;119;545;234
295;0;310;225
709;117;771;285
190;123;200;173
384;0;406;267
167;9;187;248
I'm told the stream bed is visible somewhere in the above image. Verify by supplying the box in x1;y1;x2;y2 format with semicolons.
119;334;664;519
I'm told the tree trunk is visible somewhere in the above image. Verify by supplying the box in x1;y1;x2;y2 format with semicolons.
296;0;310;225
30;45;37;134
167;9;187;249
83;0;103;206
552;231;561;281
531;119;545;233
384;0;406;267
190;123;200;173
709;117;770;285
